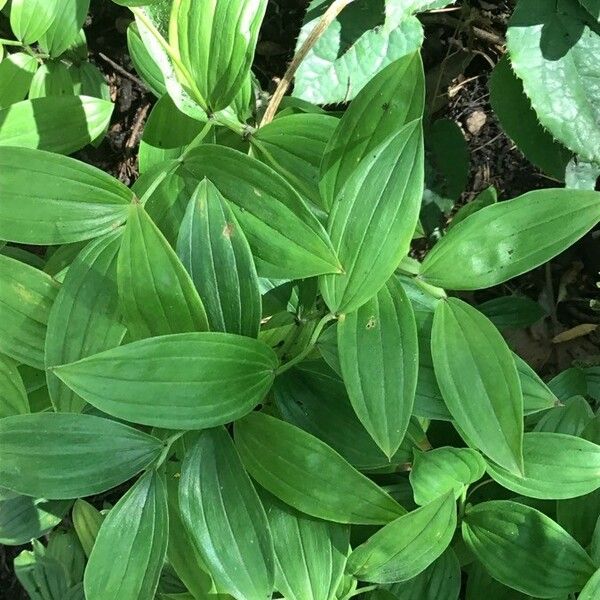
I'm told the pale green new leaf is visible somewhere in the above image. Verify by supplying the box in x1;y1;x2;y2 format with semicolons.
338;276;418;457
321;119;424;314
234;412;406;524
0;354;29;417
409;447;486;506
179;428;274;600
0;413;163;499
84;470;168;600
127;22;167;97
118;203;209;340
431;298;524;474
421;189;600;290
54;332;278;429
0;255;60;369
10;0;60;44
0;147;132;245
462;501;595;597
347;492;457;583
72;499;104;558
176;179;261;337
45;231;126;413
182;145;342;279
507;0;600;164
486;432;600;499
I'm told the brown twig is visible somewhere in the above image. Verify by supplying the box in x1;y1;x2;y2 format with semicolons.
126;102;151;150
420;13;505;47
97;52;147;89
260;0;356;127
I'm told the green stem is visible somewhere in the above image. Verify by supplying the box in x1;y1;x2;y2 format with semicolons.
180;119;214;159
155;431;185;468
0;38;22;46
137;159;182;205
344;584;379;599
276;313;336;376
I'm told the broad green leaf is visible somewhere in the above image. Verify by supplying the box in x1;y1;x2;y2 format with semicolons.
127;22;167;97
250;113;338;212
138;94;205;173
46;529;85;589
0;255;60;369
580;0;600;19
466;561;535;600
45;231;126;413
0;96;113;154
176;179;261;337
261;490;349;600
383;548;461;600
85;470;168;600
409;447;486;506
293;1;424;105
319;53;425;208
179;428;274;600
10;0;59;44
54;332;278;429
164;466;215;599
338;276;418;457
533;395;594;435
182;145;342;279
72;62;110;101
321;119;424;314
421;189;600;290
169;0;267;111
118;203;209;340
72;499;104;558
0;147;132;244
347;492;457;583
0;52;38;108
580;568;600;600
14;543;71;600
514;353;560;415
0;354;29;417
585;366;600;400
557;489;600;548
38;0;90;58
477;295;546;330
431;298;524;474
489;55;571;179
274;361;413;471
0;413;163;499
549;367;588;401
0;496;70;546
449;186;498;229
234;412;406;524
486;432;600;499
507;0;600;164
29;61;75;98
462;501;595;597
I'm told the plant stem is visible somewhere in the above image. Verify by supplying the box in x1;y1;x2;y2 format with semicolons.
0;38;22;46
276;313;337;375
137;159;182;205
180;119;214;158
155;431;185;468
343;584;379;599
259;0;356;127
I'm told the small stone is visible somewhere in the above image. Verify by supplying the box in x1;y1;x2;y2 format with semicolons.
466;110;487;135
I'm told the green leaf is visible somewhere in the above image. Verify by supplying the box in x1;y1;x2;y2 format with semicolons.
0;255;60;369
250;113;338;213
338;276;418;457
347;492;457;583
557;488;600;548
449;186;497;230
0;496;70;546
179;427;274;600
234;412;406;524
383;548;461;600
580;0;600;19
293;1;424;105
421;189;600;290
489;55;571;179
118;203;209;339
486;432;600;500
84;470;168;600
477;295;546;330
0;95;113;154
0;147;132;245
138;94;205;173
182;145;342;279
14;543;71;600
127;22;166;97
409;447;486;506
274;361;413;471
431;298;524;474
580;568;600;600
534;395;594;435
176;179;261;337
10;0;59;44
462;500;595;597
38;0;90;58
0;413;163;499
507;0;600;164
29;61;75;98
261;490;349;600
0;52;38;108
549;367;588;401
169;0;267;111
54;332;278;429
321;119;424;314
46;231;126;413
514;353;560;415
465;561;534;600
0;354;29;417
74;62;110;102
72;499;104;558
320;53;424;212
